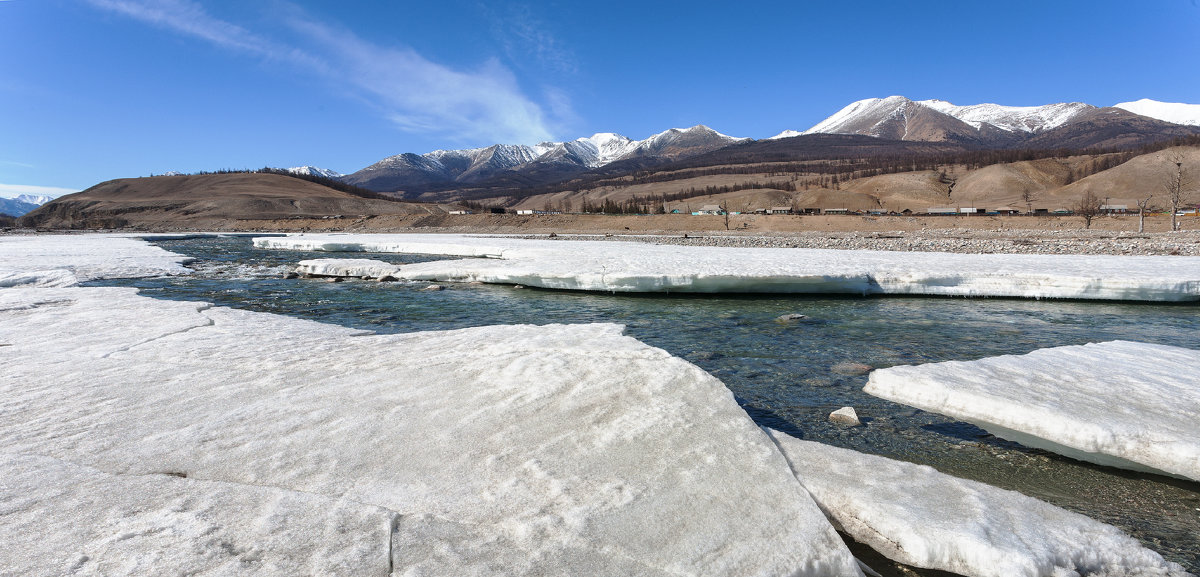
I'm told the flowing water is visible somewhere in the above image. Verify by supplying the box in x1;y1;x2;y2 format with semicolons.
88;235;1200;571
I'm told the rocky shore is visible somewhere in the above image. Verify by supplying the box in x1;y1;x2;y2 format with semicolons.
539;229;1200;256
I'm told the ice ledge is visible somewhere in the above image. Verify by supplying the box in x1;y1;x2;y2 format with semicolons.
764;431;1191;577
864;341;1200;482
261;234;1200;302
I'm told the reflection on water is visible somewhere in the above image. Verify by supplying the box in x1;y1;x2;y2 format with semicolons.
89;236;1200;570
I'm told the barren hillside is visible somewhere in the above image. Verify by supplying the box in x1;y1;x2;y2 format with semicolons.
22;173;447;229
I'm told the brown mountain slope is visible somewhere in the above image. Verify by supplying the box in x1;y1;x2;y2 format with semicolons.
1055;146;1200;207
23;173;446;229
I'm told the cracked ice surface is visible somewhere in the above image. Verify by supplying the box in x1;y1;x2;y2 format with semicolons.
764;430;1190;577
0;453;395;576
256;234;1200;301
0;244;861;576
864;341;1200;482
0;234;191;287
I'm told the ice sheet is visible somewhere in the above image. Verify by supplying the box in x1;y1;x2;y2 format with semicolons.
864;341;1200;481
0;234;191;286
0;283;862;576
0;453;394;577
764;430;1190;577
256;234;1200;301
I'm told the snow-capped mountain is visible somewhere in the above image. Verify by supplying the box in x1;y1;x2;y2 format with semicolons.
287;166;344;179
1114;99;1200;127
0;194;57;218
14;194;55;206
343;126;746;193
801;96;1094;142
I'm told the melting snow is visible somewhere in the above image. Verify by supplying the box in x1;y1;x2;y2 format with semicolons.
765;430;1190;577
258;234;1200;302
865;341;1200;481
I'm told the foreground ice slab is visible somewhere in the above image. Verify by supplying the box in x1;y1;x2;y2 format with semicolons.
0;453;394;576
0;285;862;576
256;234;1200;301
0;234;191;287
764;430;1190;577
865;341;1200;481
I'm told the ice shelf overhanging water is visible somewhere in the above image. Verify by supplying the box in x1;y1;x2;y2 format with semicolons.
865;340;1200;482
254;233;1200;301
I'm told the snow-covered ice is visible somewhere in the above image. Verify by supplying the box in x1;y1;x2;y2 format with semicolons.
864;341;1200;481
0;453;394;576
257;234;1200;301
0;234;191;287
0;234;863;576
765;430;1190;577
296;258;402;278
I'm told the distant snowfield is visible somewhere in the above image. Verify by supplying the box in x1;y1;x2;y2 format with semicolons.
256;233;1200;301
865;341;1200;482
1;233;1193;576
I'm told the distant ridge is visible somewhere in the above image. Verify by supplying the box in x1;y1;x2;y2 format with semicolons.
340;125;747;195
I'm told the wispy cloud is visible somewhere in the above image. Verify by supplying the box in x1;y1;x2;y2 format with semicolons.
84;0;565;145
0;183;79;199
486;4;578;76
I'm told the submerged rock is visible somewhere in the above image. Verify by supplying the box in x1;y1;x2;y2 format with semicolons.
831;362;873;376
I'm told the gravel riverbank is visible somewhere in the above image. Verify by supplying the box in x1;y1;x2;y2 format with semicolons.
530;229;1200;256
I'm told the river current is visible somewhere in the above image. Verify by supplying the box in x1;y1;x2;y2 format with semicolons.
87;235;1200;571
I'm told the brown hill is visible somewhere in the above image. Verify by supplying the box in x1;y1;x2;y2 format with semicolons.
22;172;446;229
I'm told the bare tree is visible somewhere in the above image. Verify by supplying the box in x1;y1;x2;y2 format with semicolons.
720;200;731;230
1164;150;1193;231
1020;188;1037;214
1074;190;1104;229
1135;195;1153;233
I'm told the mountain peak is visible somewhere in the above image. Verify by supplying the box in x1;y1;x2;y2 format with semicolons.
1115;99;1200;126
803;96;1097;140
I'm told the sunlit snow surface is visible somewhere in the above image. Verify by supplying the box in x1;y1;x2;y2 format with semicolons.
765;431;1189;577
0;235;862;576
255;233;1200;301
0;234;191;287
865;341;1200;482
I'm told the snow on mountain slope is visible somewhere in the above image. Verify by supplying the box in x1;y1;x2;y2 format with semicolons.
15;194;55;205
287;166;343;179
920;99;1093;133
1115;98;1200;126
804;96;1095;137
768;129;804;140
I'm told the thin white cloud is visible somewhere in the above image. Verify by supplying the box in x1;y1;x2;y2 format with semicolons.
0;183;79;199
487;4;578;76
84;0;565;145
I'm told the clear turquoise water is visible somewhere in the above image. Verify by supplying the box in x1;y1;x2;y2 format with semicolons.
89;236;1200;570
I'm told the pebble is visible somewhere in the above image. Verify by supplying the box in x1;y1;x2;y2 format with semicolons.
567;229;1200;256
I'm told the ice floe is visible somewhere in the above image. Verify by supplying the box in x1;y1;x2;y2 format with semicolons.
765;430;1191;577
0;284;862;574
257;234;1200;301
865;341;1200;481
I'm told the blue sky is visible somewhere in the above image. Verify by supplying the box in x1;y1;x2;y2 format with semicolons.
2;0;1198;197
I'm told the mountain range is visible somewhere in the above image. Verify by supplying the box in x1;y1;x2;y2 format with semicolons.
0;194;56;217
323;97;1200;200
339;126;748;194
